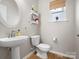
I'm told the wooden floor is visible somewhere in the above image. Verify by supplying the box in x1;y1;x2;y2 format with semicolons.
27;51;73;59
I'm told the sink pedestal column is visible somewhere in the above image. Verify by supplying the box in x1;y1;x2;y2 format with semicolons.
11;47;20;59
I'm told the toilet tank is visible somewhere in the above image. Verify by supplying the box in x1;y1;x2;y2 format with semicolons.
31;35;40;46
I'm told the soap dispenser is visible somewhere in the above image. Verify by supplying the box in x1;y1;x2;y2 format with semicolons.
16;29;21;36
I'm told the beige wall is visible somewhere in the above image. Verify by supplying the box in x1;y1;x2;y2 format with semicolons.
39;0;76;53
0;0;39;59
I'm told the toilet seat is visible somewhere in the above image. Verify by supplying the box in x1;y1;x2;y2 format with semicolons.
37;43;50;49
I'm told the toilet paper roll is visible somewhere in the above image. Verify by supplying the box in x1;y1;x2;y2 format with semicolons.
53;37;57;43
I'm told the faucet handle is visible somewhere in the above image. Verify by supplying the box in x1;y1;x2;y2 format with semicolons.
9;30;16;37
11;30;16;37
8;33;11;38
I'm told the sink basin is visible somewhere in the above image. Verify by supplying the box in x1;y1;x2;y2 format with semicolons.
0;36;29;59
0;36;29;47
0;36;28;47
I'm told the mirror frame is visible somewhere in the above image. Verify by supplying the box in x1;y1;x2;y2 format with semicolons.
0;0;21;28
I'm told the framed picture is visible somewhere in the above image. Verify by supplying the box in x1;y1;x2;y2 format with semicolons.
30;9;39;24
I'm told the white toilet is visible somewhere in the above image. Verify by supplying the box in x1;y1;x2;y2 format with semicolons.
31;35;51;59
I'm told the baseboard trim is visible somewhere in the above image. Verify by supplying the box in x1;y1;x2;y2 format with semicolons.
49;50;76;59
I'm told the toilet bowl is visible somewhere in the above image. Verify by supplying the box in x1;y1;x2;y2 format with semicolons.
36;43;50;59
31;35;51;59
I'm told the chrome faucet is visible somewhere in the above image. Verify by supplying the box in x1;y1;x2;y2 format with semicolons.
8;30;16;38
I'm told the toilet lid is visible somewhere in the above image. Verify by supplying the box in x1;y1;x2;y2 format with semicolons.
37;43;50;49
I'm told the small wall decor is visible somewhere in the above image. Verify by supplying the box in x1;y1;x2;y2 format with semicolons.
30;5;39;24
49;0;67;22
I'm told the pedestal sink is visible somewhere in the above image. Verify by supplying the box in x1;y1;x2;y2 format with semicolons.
0;36;29;59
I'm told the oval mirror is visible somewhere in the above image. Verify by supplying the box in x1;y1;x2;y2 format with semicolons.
0;0;20;28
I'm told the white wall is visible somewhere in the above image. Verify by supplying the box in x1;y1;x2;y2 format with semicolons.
76;0;79;34
39;0;76;53
76;0;79;59
0;0;39;59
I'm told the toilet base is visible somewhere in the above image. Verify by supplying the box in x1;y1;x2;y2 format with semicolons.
36;50;48;59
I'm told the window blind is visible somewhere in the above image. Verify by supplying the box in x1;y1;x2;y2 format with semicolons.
49;0;65;10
